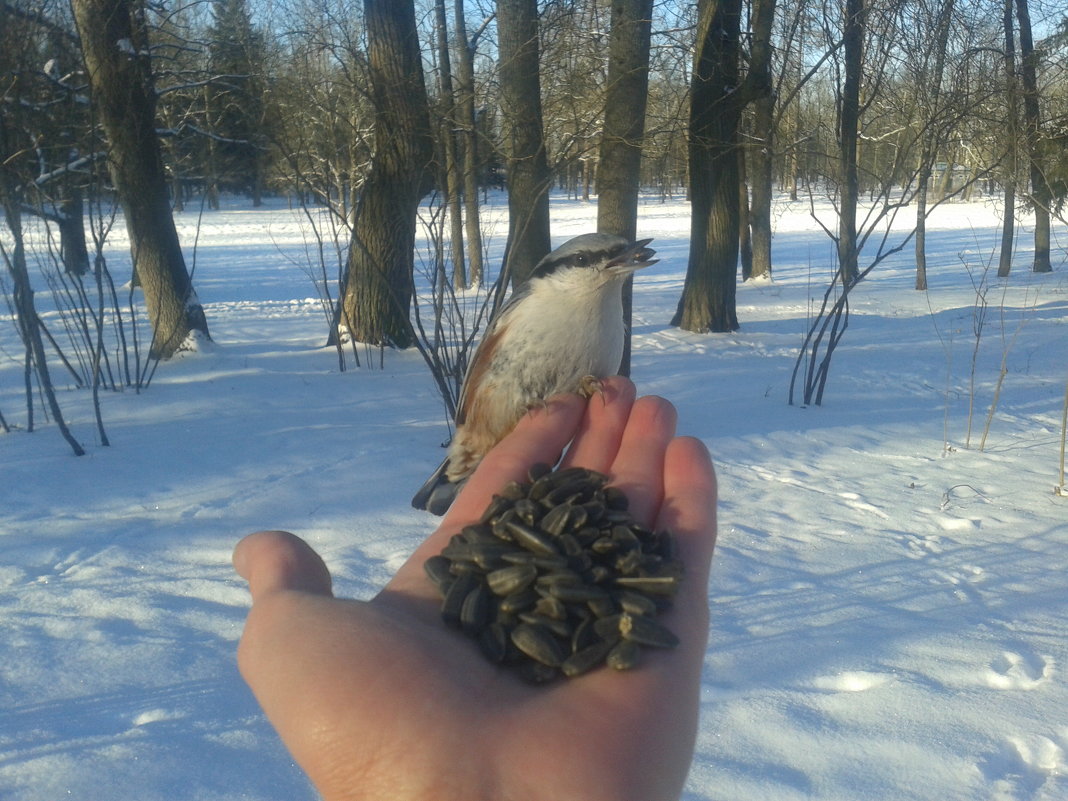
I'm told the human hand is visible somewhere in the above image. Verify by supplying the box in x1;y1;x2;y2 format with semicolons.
233;376;718;801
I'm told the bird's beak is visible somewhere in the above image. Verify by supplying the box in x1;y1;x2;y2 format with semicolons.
605;238;658;275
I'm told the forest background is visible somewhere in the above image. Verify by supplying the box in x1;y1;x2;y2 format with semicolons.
1;0;1066;454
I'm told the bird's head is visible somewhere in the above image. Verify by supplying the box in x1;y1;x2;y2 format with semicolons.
529;233;658;285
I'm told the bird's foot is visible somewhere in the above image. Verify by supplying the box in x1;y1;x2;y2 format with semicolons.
578;374;603;399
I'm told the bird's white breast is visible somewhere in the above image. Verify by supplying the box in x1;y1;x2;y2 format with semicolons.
484;271;626;419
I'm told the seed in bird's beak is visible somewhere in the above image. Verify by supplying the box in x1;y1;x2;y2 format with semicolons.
606;238;658;273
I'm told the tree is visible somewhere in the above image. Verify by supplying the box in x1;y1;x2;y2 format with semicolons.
336;0;433;348
997;0;1019;278
431;0;466;286
0;2;85;454
496;0;552;287
747;0;815;282
1015;0;1052;273
914;0;956;291
71;0;209;359
205;0;268;206
597;0;653;376
672;0;775;333
597;0;653;241
451;0;485;286
837;0;864;286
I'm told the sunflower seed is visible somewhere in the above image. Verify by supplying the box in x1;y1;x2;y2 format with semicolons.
423;555;453;590
548;582;610;603
606;639;641;671
460;584;493;635
613;575;679;596
533;595;568;620
507;521;560;556
427;463;683;684
498;587;539;615
479;495;514;524
518;661;559;684
441;573;480;628
616;590;659;616
511;623;567;667
561;638;617;678
486;564;537;596
619;612;680;648
528;462;553;482
540;503;573;536
517;612;571;639
500;481;529;501
478;622;510;663
513;498;542;526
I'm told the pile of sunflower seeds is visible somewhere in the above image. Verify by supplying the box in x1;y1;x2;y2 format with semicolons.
424;463;683;684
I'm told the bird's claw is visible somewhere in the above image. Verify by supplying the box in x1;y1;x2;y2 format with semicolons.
579;374;603;399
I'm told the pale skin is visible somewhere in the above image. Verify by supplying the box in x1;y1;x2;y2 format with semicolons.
233;376;719;801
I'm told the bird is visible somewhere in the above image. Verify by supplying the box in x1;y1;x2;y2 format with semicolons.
412;232;658;515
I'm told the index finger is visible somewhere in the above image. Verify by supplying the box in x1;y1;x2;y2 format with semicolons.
385;391;587;602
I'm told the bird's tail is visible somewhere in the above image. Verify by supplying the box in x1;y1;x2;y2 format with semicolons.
411;458;463;515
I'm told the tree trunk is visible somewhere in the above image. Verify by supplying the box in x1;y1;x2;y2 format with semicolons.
749;88;775;281
337;0;433;348
597;0;652;241
433;0;466;287
673;0;774;333
497;0;552;287
1015;0;1051;273
838;0;864;286
738;145;753;281
915;0;955;292
998;0;1018;278
71;0;209;360
674;0;741;332
453;0;484;286
597;0;653;376
59;188;90;276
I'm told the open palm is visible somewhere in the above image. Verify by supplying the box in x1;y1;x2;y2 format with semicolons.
234;377;718;801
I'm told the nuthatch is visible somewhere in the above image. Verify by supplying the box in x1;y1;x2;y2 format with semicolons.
412;233;657;514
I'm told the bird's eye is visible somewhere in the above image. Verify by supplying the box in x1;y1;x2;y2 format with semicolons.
575;254;588;266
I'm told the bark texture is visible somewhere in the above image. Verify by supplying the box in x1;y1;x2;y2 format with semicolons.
673;0;774;333
338;0;434;348
597;0;653;376
72;0;209;359
496;0;552;287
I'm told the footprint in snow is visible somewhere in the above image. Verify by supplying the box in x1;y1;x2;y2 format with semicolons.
985;649;1053;690
979;733;1066;799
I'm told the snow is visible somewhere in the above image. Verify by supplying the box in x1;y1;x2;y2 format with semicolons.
2;193;1066;800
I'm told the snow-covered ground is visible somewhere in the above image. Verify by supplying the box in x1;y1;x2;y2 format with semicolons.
1;193;1066;800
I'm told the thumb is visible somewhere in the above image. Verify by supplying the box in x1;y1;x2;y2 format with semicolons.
233;530;334;600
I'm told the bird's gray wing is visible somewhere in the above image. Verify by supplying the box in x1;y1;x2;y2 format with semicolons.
453;282;531;425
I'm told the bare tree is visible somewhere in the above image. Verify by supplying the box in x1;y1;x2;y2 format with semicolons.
336;0;434;348
673;0;775;333
597;0;653;376
1015;0;1052;273
837;0;864;285
914;0;956;291
998;0;1019;278
496;0;552;287
597;0;653;240
432;0;466;287
71;0;210;359
452;0;485;286
0;8;85;454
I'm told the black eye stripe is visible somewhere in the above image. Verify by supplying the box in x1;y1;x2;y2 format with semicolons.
531;247;624;279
